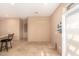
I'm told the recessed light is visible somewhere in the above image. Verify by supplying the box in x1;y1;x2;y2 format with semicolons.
10;2;15;5
34;11;39;14
43;3;49;5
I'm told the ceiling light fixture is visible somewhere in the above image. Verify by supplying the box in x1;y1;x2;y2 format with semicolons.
34;11;39;14
43;2;49;5
10;2;15;5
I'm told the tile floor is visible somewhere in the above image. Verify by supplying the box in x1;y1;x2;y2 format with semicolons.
0;40;59;56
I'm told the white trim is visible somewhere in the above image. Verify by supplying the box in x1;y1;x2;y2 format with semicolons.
62;13;66;56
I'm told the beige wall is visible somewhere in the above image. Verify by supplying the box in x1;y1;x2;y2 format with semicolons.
28;16;51;42
50;4;65;54
0;18;20;40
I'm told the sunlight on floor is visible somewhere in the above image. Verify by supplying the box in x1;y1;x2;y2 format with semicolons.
41;50;44;56
76;49;79;55
69;45;76;51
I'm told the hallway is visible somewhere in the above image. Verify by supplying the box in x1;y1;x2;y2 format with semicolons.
0;40;59;56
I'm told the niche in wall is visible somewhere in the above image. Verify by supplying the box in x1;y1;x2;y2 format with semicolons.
23;18;28;32
24;23;27;32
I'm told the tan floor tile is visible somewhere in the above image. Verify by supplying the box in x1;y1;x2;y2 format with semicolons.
0;40;59;56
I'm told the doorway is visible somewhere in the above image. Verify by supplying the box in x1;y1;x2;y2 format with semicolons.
20;18;28;41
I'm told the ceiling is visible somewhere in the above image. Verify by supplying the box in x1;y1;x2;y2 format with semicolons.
0;3;59;18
